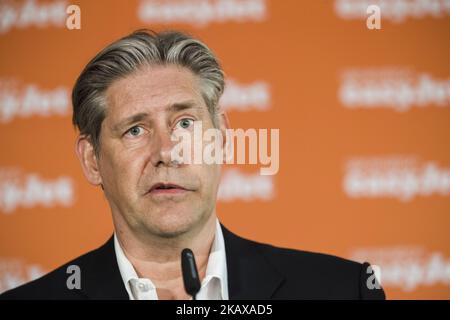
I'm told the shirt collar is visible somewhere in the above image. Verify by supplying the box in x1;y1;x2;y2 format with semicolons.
114;218;228;300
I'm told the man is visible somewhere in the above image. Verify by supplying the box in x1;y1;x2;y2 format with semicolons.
1;30;385;300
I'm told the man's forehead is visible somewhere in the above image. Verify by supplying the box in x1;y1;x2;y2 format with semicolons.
108;65;200;98
104;65;206;120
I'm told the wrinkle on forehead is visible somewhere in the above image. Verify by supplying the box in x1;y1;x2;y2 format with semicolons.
104;64;205;126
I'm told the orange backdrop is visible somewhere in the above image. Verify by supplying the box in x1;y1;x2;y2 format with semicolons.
0;0;449;299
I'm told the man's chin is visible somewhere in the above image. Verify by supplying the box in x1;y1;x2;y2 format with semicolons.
143;214;201;239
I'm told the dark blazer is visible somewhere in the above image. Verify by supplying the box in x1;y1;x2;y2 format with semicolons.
0;225;385;300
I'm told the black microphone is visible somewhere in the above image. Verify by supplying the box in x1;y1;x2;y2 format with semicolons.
181;248;201;300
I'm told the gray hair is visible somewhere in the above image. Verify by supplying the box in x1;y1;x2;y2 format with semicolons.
72;29;225;154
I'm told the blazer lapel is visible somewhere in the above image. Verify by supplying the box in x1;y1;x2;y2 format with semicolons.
221;225;285;299
79;236;129;300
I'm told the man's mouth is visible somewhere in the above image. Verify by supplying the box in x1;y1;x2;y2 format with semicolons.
148;182;189;195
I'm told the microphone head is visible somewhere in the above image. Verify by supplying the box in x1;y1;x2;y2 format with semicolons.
181;248;201;297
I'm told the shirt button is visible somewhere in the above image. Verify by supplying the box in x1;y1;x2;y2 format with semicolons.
138;283;148;291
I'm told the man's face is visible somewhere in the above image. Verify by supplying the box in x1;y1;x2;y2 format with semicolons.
96;65;222;238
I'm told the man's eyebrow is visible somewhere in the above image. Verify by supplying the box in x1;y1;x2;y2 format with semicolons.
168;101;202;113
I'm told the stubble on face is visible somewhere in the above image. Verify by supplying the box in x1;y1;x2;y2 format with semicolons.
96;65;221;242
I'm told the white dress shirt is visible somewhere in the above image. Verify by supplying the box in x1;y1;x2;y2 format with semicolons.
114;219;229;300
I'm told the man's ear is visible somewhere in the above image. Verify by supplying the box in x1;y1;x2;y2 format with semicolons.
75;135;103;186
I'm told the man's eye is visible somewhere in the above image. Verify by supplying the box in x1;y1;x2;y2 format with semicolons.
126;126;143;137
176;118;194;130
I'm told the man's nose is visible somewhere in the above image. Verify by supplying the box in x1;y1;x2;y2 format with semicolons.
149;127;176;167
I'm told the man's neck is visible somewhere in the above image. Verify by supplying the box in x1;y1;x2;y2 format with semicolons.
114;213;217;299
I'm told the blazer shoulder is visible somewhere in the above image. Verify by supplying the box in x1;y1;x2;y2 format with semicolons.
263;242;359;268
0;238;112;300
238;236;385;299
250;239;363;277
